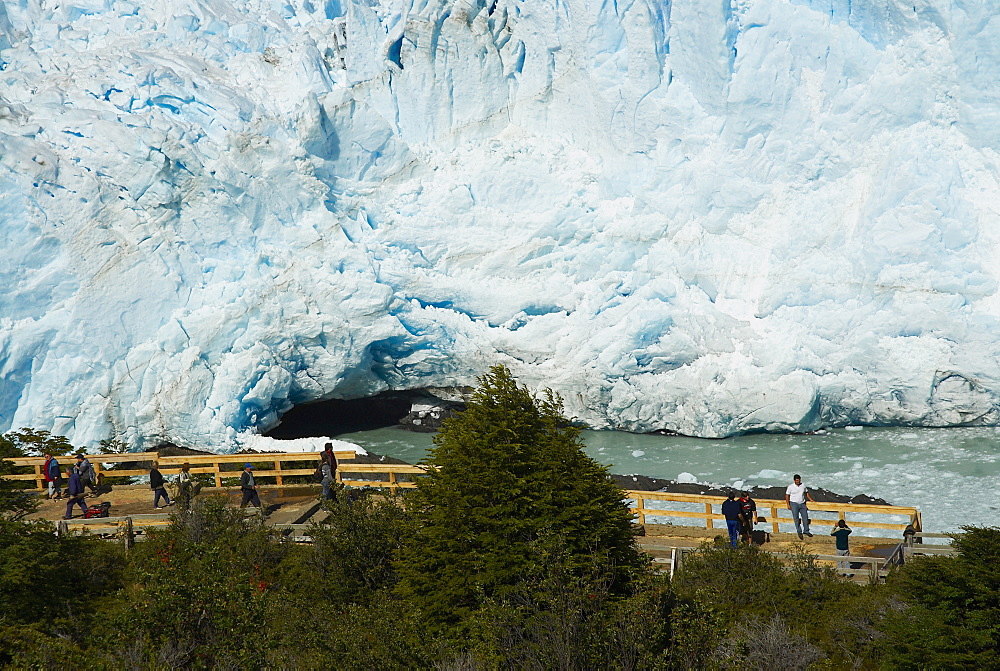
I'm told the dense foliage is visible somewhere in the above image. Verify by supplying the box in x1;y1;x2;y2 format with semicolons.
0;429;75;457
0;458;38;521
2;505;997;669
396;365;646;637
0;433;41;521
875;525;1000;668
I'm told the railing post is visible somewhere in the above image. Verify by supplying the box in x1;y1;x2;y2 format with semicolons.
635;496;645;525
121;517;134;552
34;463;43;490
389;470;397;494
705;502;713;530
274;459;283;487
771;506;779;534
214;463;222;488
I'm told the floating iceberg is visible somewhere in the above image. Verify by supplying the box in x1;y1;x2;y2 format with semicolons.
1;0;1000;450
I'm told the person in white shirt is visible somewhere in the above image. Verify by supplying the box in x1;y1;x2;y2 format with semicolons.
785;474;815;539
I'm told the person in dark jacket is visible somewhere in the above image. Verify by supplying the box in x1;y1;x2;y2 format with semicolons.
43;452;62;499
721;491;743;549
240;463;262;509
150;461;172;509
63;467;88;519
322;443;340;500
319;453;335;501
831;519;853;572
739;491;757;543
74;453;99;495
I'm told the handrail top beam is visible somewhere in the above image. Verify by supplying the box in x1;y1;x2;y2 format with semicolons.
6;452;160;465
626;490;916;515
4;450;359;466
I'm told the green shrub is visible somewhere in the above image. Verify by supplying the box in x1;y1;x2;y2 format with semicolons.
293;496;413;605
93;496;289;668
0;519;121;628
0;458;38;521
875;526;1000;668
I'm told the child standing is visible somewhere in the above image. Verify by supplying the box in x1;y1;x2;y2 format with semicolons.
831;519;853;573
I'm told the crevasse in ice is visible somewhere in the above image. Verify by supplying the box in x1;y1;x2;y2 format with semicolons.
1;0;999;450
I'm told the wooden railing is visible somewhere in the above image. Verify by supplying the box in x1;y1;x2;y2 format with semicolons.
2;455;921;532
628;490;921;538
335;463;426;490
3;452;163;488
903;532;956;558
4;451;367;489
647;543;899;583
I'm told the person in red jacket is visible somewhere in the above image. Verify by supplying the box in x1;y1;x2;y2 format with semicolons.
43;452;62;500
738;491;757;543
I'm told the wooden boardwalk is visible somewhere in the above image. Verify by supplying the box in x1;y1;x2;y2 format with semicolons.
2;450;926;534
5;449;951;581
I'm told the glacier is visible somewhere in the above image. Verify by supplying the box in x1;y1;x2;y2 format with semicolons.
2;0;1000;450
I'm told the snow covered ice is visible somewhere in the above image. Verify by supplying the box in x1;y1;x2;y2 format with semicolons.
2;0;1000;451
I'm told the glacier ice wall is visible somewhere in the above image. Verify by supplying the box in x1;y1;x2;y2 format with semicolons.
2;0;1000;449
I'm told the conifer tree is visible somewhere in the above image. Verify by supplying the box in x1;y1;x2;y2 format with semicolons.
396;365;644;632
0;433;39;520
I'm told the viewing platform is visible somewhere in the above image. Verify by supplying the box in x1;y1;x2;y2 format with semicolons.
5;450;948;584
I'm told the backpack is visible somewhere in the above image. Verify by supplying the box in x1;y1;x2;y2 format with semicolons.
313;466;324;483
84;502;112;519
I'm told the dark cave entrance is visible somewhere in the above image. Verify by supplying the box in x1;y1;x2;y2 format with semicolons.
263;392;414;439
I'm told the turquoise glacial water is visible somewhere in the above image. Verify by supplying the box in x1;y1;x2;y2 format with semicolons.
336;425;1000;534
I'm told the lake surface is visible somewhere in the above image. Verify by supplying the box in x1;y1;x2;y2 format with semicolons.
335;425;1000;534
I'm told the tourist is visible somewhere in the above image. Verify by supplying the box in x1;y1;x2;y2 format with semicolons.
43;452;62;500
749;517;771;545
322;442;339;474
831;519;853;572
319;453;335;501
149;461;172;509
785;473;815;539
240;463;262;509
177;463;194;509
74;453;99;495
721;491;743;549
63;467;87;519
739;491;757;543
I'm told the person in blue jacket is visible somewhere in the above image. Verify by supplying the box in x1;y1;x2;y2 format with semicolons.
63;467;88;519
721;491;743;549
43;452;62;499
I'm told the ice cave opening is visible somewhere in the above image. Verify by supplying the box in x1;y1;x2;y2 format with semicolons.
264;393;414;439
